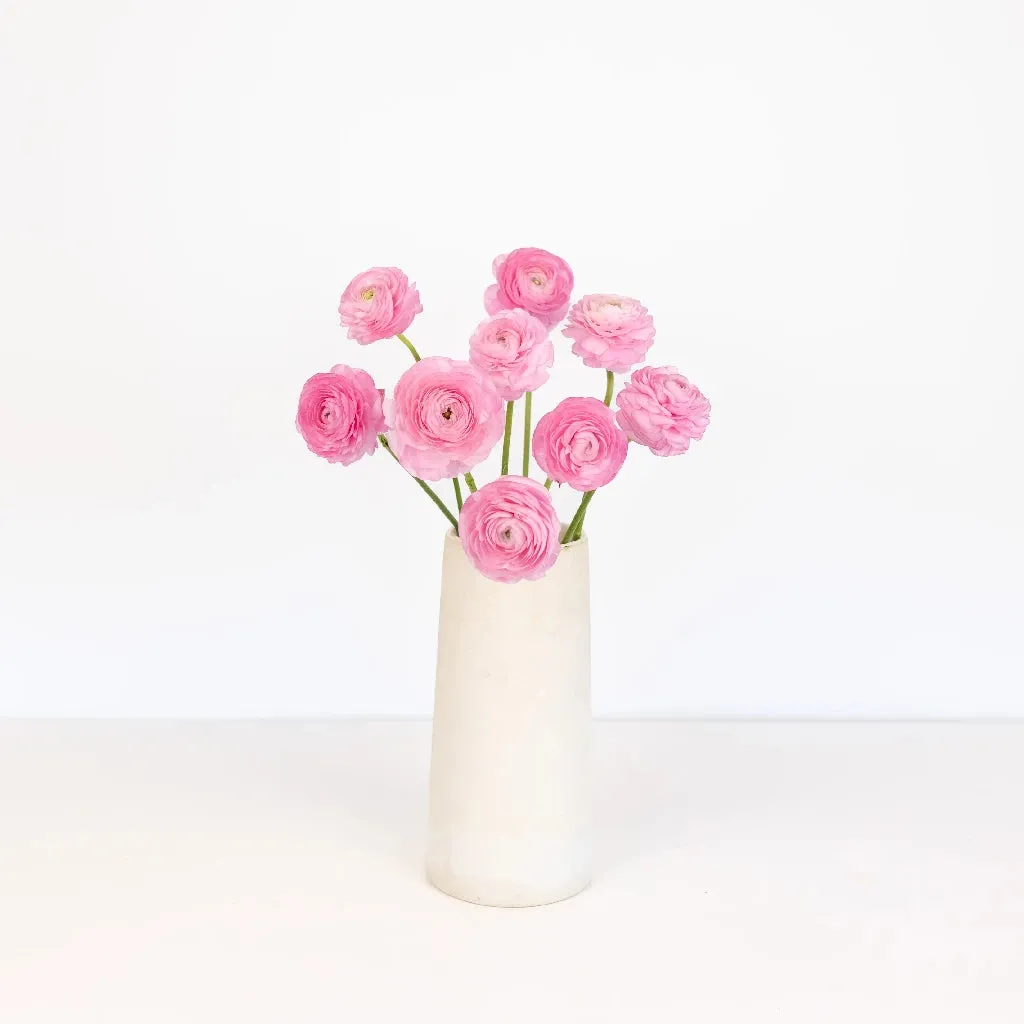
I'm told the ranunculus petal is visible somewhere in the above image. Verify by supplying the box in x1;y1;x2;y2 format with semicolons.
562;294;655;372
615;366;710;457
468;309;554;401
483;247;574;328
385;356;504;481
532;396;628;491
459;476;561;583
296;364;385;465
339;266;423;344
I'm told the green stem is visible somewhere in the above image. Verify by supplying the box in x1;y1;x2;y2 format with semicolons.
563;489;595;545
379;436;401;464
396;333;421;362
603;370;614;406
414;478;459;533
379;435;459;532
573;501;593;541
544;477;552;489
500;400;514;475
522;391;532;476
452;476;463;512
464;472;478;493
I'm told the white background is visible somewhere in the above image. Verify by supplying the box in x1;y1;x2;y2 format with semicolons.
1;0;1022;718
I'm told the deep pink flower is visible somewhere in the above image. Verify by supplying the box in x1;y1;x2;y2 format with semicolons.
459;476;562;583
532;396;628;491
384;356;503;481
484;247;574;328
468;309;554;401
562;294;655;372
296;364;384;465
615;366;710;456
339;266;422;344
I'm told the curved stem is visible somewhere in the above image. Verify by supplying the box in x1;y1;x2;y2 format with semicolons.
563;489;595;544
464;472;478;493
572;500;593;541
378;435;459;532
603;370;614;406
452;476;463;513
379;436;401;464
396;333;421;362
500;400;514;475
414;478;459;533
522;391;532;476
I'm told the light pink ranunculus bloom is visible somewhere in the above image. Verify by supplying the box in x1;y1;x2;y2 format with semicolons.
384;356;503;481
484;247;574;328
615;366;711;456
468;309;554;401
338;266;423;344
532;396;628;491
562;294;655;373
296;364;385;465
459;476;562;583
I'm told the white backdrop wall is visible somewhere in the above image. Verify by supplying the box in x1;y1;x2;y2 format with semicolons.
1;0;1022;717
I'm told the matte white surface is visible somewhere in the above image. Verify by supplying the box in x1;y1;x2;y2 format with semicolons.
1;720;1022;1022
2;0;1024;717
429;532;591;906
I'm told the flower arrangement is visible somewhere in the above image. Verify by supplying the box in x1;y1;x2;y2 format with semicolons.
297;248;711;583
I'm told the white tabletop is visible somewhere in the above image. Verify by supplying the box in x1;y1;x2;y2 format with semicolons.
1;721;1021;1022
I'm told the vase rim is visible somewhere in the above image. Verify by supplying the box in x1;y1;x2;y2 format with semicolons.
444;526;588;547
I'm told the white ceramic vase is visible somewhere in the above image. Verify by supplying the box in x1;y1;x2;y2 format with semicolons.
426;528;592;907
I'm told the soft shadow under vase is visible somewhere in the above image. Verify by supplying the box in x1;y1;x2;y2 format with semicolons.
426;529;592;907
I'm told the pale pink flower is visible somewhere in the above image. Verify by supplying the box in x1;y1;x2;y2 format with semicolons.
384;356;503;481
562;294;655;372
484;247;574;328
615;366;710;456
532;396;628;491
296;364;384;465
339;266;422;344
459;476;562;583
468;309;554;401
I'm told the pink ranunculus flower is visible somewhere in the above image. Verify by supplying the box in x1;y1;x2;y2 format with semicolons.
615;366;711;456
484;247;574;328
384;356;503;481
468;309;554;401
338;266;423;344
296;364;385;465
562;294;655;373
459;476;562;583
532;396;628;491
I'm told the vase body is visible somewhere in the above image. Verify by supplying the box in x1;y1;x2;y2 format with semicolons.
426;529;592;907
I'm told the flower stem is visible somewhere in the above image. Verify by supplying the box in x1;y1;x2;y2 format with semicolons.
522;391;532;476
563;489;595;544
415;478;459;533
379;435;459;532
603;370;614;406
464;472;478;493
500;400;514;475
572;499;593;541
544;477;552;489
396;333;421;362
452;476;463;512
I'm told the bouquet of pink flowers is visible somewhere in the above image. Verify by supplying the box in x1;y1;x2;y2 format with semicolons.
297;248;710;583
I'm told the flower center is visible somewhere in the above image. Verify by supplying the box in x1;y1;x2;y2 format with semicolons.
361;287;375;301
501;527;512;541
571;431;598;462
530;275;544;286
442;406;452;420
